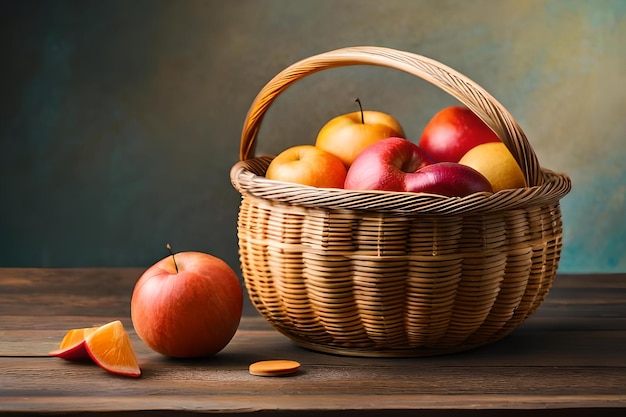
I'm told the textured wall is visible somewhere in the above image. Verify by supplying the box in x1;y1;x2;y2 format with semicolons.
1;0;624;272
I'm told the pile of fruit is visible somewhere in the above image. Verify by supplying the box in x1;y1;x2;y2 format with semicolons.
47;104;529;379
265;101;527;197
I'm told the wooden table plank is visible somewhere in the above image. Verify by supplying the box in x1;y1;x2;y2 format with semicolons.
0;268;625;415
2;315;625;365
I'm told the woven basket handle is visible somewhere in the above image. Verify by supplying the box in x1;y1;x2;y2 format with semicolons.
240;46;543;187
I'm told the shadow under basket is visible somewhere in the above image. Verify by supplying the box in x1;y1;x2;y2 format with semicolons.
230;46;572;357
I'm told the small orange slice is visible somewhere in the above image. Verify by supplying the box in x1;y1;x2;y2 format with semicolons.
84;320;141;378
49;326;99;361
249;360;301;377
59;327;100;349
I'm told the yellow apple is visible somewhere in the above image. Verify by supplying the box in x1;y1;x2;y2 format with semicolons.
458;142;527;192
315;100;405;168
265;145;347;188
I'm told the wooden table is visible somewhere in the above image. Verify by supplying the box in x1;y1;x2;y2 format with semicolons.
1;268;625;416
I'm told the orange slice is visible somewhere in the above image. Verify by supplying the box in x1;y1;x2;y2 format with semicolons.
49;326;99;361
249;360;301;377
50;321;141;378
59;327;100;349
84;320;141;378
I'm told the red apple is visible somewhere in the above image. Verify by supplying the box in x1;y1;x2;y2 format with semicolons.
265;145;347;188
419;105;500;163
344;137;492;197
131;246;243;358
344;137;434;192
405;162;493;197
315;99;406;167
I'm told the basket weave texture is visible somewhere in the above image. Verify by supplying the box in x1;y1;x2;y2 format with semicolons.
230;46;572;357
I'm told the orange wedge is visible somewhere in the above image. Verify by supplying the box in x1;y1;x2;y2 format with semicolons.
49;326;99;361
84;320;141;378
49;321;141;378
60;327;100;348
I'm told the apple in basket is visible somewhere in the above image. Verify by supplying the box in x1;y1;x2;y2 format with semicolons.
265;145;347;188
315;98;406;167
344;137;493;197
419;105;500;163
131;245;243;358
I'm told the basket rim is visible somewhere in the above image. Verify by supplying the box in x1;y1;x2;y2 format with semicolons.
230;156;571;215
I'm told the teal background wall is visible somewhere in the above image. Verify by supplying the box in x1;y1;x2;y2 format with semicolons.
1;0;625;273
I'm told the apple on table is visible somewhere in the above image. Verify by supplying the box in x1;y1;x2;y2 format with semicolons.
131;245;243;358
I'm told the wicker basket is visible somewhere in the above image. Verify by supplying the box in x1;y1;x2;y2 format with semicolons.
230;46;571;357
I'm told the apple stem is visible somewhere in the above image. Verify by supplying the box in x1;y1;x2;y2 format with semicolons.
166;243;178;273
355;98;364;124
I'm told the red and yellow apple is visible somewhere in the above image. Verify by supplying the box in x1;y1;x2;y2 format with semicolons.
315;100;406;167
344;137;433;192
344;137;492;197
419;105;500;163
265;145;347;188
131;247;243;358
